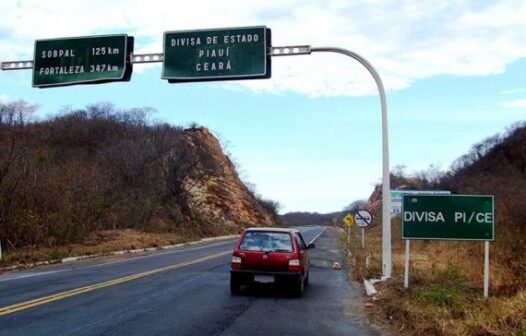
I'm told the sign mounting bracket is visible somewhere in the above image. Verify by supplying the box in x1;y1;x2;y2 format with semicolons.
0;45;314;70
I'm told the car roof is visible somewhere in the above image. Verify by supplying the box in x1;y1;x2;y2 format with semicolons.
245;227;299;234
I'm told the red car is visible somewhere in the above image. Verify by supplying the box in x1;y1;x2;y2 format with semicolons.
230;227;315;297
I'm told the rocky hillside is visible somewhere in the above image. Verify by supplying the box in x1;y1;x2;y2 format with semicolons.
0;101;277;251
178;127;275;228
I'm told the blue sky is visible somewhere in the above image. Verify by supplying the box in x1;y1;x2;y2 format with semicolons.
1;1;525;213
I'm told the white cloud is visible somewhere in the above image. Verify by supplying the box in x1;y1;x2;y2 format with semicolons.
500;88;525;95
2;0;526;97
501;99;526;108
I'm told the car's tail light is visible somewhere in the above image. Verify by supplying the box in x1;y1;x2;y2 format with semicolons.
231;256;242;269
288;259;301;272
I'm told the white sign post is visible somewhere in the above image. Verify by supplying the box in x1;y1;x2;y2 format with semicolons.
361;228;365;249
354;210;373;250
484;241;489;298
304;47;391;278
404;240;410;288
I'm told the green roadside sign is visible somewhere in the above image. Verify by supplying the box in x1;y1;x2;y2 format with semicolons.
402;195;494;241
33;34;133;88
162;26;271;82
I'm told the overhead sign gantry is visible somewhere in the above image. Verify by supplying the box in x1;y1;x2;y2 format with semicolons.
0;26;393;278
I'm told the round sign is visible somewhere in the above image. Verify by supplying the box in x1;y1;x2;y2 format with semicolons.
354;210;373;228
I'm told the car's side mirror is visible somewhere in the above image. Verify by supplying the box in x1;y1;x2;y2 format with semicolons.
307;243;316;249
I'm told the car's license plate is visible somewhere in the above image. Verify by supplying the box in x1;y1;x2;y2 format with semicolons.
254;275;274;283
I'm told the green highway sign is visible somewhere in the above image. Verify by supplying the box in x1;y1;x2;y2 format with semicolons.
33;34;133;88
402;195;494;241
162;26;271;82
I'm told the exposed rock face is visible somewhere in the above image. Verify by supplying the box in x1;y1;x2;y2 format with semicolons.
365;184;383;215
365;180;420;215
179;127;276;227
0;104;278;250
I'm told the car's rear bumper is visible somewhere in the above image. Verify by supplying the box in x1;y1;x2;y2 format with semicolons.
231;269;301;276
230;269;302;284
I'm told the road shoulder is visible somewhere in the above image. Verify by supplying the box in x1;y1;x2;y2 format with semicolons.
220;227;386;336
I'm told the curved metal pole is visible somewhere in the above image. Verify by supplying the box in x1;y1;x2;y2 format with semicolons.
311;47;392;278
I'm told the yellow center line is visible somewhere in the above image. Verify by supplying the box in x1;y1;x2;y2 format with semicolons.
0;250;231;316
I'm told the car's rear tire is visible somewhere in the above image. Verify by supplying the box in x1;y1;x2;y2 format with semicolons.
293;275;304;297
230;275;241;295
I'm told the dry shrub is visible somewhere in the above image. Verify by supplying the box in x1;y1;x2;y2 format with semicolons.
0;229;190;267
348;124;526;334
347;215;526;336
0;102;272;259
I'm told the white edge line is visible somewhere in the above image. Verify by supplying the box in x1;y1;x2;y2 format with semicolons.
81;240;237;270
308;226;327;245
0;235;240;273
0;240;238;279
0;270;67;282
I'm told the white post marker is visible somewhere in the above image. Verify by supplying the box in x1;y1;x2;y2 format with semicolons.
484;241;489;298
404;240;410;288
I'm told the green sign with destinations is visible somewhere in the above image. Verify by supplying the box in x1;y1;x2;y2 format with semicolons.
33;34;133;88
162;26;271;82
402;195;494;241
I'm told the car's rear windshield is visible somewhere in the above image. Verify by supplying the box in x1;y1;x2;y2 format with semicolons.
239;231;293;252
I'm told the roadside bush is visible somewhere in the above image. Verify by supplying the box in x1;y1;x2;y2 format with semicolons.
0;101;275;254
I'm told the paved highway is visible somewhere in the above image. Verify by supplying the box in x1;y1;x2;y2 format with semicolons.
0;226;382;335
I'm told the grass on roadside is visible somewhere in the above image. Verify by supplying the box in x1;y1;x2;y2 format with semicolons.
344;217;526;336
0;229;194;268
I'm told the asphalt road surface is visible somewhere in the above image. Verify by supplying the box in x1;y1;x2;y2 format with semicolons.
0;226;383;335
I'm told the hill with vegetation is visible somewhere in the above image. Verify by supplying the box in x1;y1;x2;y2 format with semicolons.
280;200;367;226
0;101;278;264
352;121;526;335
280;211;340;226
